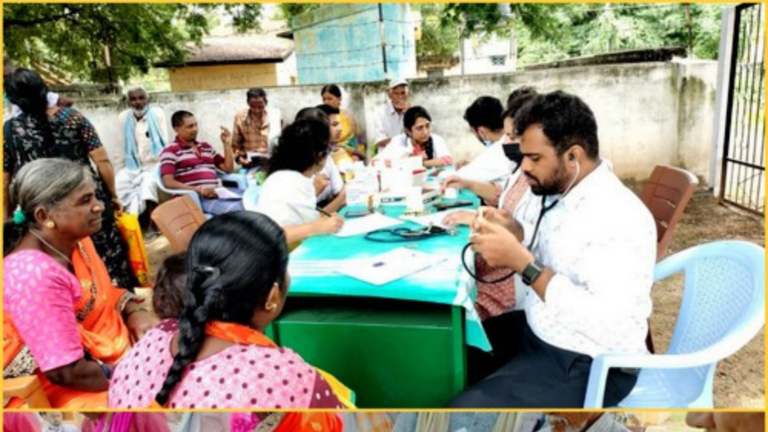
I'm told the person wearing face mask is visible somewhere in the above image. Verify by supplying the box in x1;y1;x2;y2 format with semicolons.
115;87;168;233
539;413;629;432
441;90;537;324
452;96;510;182
449;91;656;408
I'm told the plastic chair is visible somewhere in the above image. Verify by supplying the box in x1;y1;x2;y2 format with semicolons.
242;185;261;212
641;165;698;353
154;165;248;218
150;195;207;253
3;375;51;408
640;165;699;262
583;240;765;408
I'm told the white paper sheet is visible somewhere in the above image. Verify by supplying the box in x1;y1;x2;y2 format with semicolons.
335;247;447;285
334;213;404;237
214;187;242;200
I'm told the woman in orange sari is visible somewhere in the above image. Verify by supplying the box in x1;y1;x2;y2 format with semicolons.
3;158;157;408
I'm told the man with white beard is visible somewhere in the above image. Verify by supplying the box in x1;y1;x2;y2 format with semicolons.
539;413;629;432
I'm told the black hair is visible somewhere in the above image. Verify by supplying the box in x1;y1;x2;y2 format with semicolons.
4;68;56;152
463;96;504;131
246;88;267;101
267;118;330;176
171;111;194;129
506;86;538;114
514;90;599;159
155;211;289;406
152;253;187;320
316;103;340;116
320;84;342;99
4;158;88;256
294;106;328;126
403;106;435;159
403;106;431;131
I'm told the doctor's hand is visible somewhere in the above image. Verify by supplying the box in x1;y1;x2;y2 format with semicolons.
470;216;533;272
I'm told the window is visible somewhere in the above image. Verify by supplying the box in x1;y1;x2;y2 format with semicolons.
491;55;506;66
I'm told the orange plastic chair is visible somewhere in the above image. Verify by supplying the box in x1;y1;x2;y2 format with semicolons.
641;165;699;262
641;165;698;353
3;375;51;408
150;195;207;253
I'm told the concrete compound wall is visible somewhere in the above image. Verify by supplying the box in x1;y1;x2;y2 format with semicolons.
10;59;718;183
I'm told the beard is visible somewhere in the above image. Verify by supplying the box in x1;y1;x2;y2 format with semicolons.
527;161;571;196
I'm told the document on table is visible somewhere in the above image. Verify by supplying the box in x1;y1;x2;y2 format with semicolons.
400;210;454;228
335;247;447;285
214;187;242;200
334;213;404;237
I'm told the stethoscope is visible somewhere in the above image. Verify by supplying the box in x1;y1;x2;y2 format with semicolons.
461;159;581;284
365;224;457;242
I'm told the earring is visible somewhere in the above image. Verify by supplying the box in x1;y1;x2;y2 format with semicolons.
44;220;55;229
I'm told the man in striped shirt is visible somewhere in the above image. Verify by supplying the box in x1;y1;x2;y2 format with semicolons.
159;110;244;215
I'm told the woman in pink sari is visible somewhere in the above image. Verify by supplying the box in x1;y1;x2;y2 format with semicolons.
81;413;170;432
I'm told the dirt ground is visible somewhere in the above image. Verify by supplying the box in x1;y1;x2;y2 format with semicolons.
145;182;765;408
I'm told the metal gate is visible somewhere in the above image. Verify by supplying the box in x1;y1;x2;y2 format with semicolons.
719;3;765;214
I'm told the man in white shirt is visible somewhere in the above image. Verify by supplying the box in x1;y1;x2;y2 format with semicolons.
449;91;656;408
454;96;512;183
373;78;410;151
115;87;169;230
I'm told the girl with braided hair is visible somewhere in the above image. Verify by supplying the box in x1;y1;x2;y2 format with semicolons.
108;211;349;409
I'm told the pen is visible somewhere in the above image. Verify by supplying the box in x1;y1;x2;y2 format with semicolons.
316;206;332;217
373;262;385;267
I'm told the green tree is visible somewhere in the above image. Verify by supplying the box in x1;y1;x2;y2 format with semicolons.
440;3;724;65
4;3;264;83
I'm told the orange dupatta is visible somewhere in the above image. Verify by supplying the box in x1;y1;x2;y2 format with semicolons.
3;237;131;409
205;321;355;408
273;413;344;432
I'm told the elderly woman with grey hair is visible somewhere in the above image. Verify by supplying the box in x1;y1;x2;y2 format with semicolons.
3;158;156;408
4;68;136;288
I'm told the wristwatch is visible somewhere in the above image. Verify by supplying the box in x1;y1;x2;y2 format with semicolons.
521;260;545;285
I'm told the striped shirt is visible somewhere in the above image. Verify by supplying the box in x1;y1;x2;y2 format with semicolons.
159;138;223;187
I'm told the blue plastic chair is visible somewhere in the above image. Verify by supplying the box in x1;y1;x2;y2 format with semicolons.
154;165;247;218
242;185;261;212
583;240;765;408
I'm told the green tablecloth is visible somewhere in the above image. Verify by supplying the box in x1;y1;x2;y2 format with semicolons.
287;190;491;351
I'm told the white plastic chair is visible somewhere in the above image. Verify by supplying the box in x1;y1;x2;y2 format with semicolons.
583;240;765;408
154;165;247;218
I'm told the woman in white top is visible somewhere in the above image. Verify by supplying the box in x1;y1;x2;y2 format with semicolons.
255;119;344;245
377;106;453;168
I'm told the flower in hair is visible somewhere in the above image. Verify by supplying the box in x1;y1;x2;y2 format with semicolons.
12;206;26;225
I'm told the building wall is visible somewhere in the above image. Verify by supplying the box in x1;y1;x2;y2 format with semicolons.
293;3;417;84
167;63;279;91
23;60;718;184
